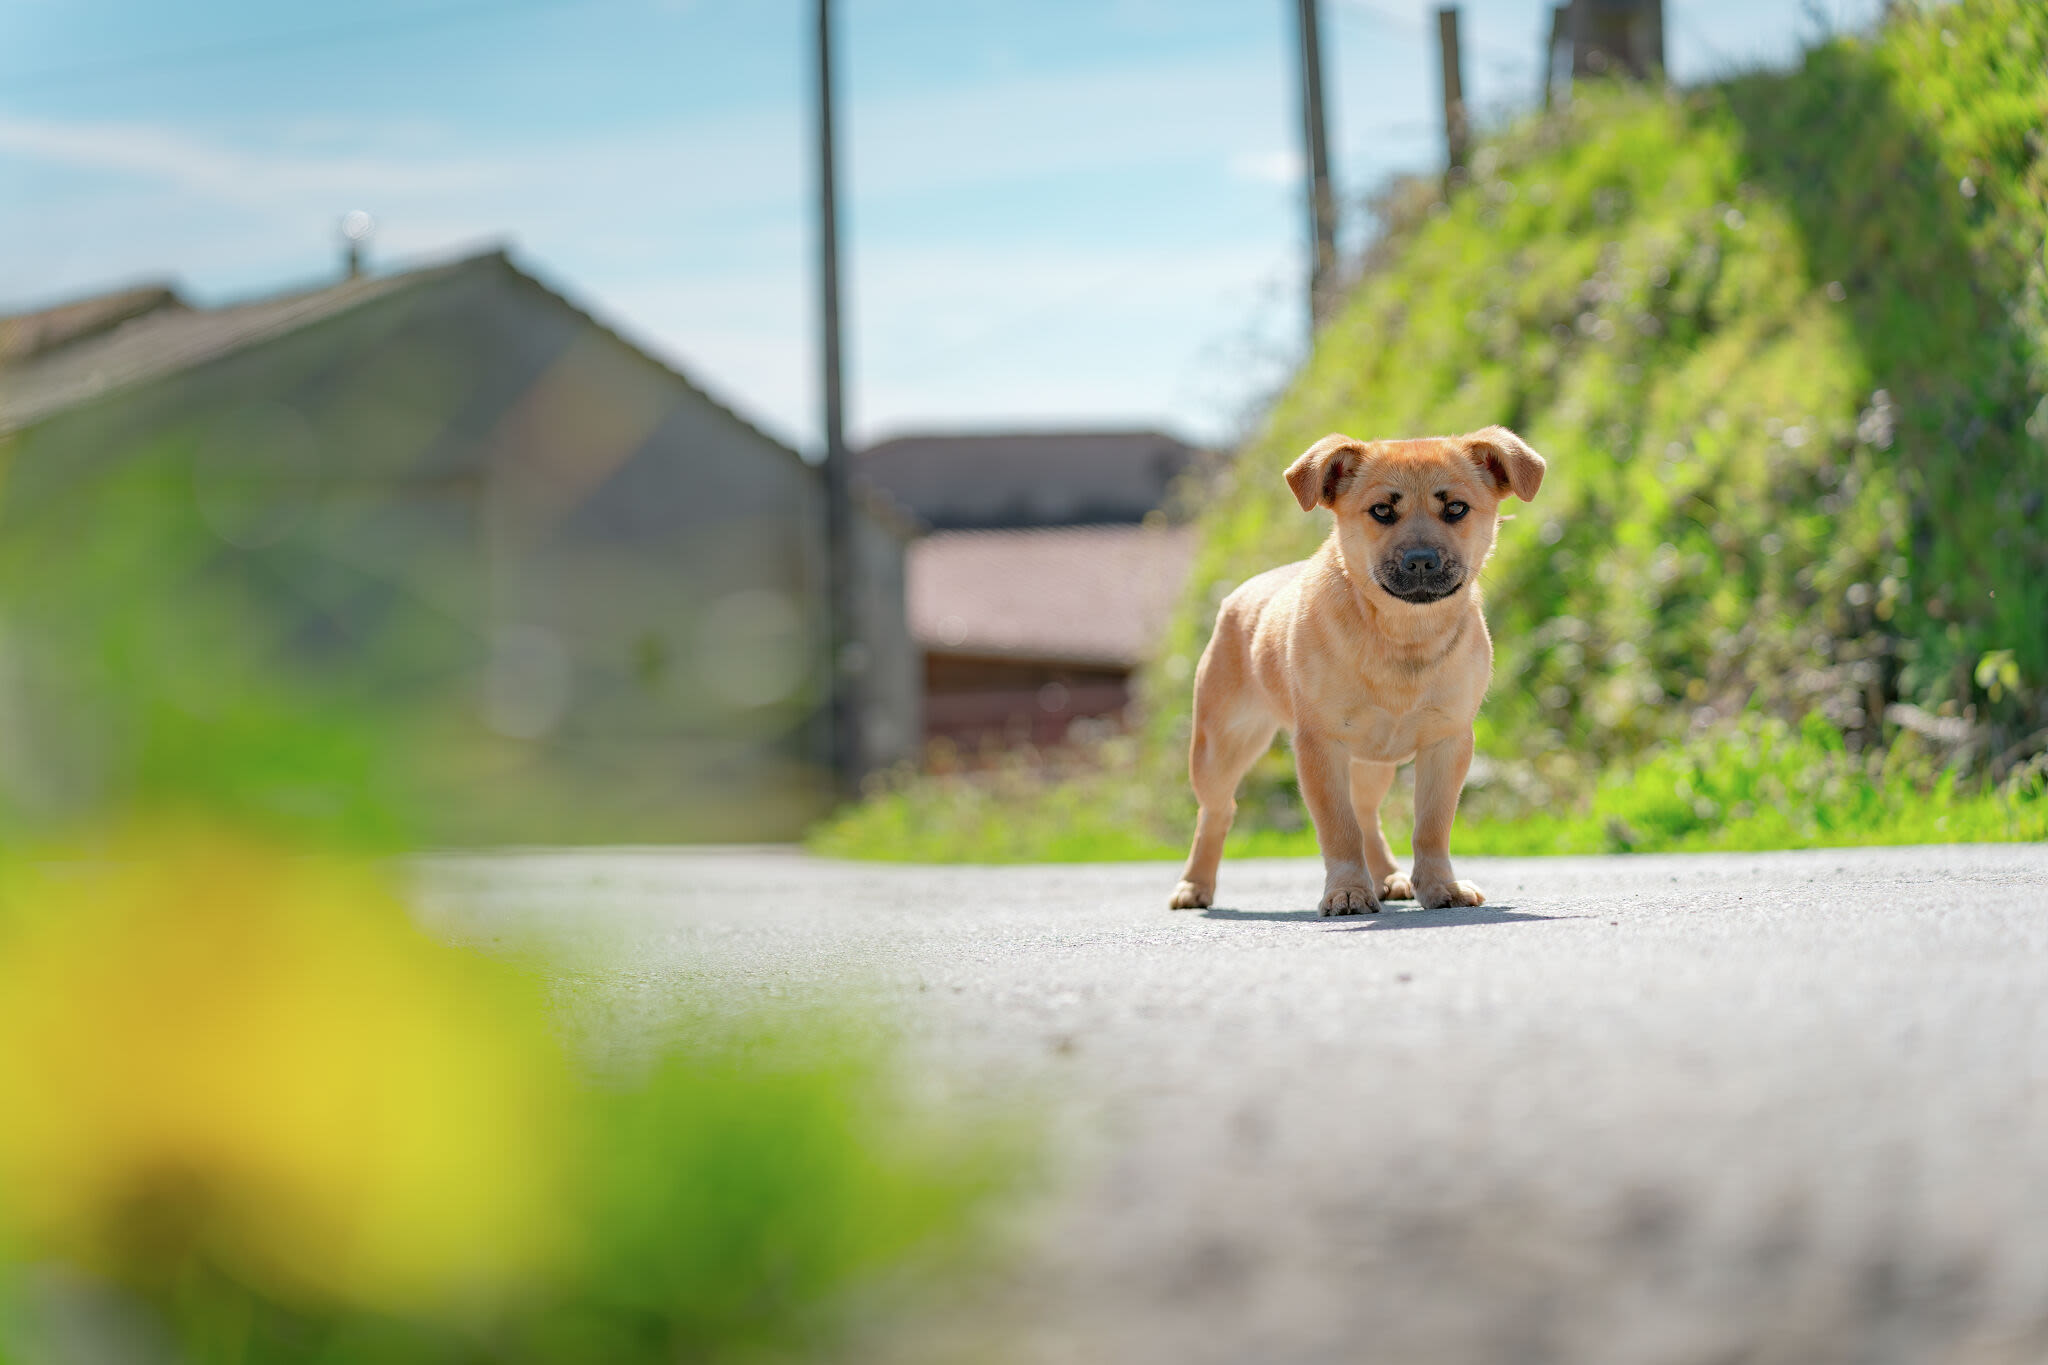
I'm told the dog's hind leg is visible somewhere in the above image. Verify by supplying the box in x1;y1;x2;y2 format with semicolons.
1349;759;1412;901
1170;703;1275;910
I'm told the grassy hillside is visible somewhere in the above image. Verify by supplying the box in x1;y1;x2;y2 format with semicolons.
1155;0;2048;773
820;0;2048;861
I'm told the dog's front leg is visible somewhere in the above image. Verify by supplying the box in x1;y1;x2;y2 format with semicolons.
1295;729;1382;916
1348;759;1413;901
1410;731;1485;908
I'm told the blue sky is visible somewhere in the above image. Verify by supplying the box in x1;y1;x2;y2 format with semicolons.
2;0;1882;450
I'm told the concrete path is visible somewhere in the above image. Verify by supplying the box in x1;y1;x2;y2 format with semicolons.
418;844;2048;1365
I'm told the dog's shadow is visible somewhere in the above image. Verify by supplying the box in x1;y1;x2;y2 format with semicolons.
1202;903;1558;931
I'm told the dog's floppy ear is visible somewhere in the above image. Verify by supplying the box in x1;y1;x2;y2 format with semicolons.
1465;425;1546;502
1284;434;1369;512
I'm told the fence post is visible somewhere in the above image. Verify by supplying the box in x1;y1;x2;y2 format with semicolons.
1543;4;1568;108
1436;7;1467;183
1293;0;1339;331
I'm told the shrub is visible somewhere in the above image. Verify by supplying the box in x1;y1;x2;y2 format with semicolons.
0;826;1015;1364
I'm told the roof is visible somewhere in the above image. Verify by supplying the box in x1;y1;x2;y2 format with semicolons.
909;523;1196;668
859;429;1203;530
0;260;466;437
0;282;187;367
0;251;803;467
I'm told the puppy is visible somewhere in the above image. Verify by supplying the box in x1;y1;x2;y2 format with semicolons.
1168;427;1545;915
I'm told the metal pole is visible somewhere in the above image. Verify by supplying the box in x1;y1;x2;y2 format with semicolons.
816;0;860;789
1293;0;1338;333
1436;7;1467;183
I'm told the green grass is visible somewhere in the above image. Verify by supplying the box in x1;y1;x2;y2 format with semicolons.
1146;0;2048;770
820;0;2048;865
814;716;2048;864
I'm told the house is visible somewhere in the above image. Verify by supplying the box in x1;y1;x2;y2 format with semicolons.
907;522;1196;748
858;430;1203;750
0;249;916;841
859;429;1199;530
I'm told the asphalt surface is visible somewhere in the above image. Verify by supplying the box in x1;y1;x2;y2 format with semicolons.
418;844;2048;1365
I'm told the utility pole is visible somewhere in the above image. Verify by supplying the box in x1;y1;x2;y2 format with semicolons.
815;0;860;790
1436;7;1468;184
1292;0;1338;333
1543;4;1569;108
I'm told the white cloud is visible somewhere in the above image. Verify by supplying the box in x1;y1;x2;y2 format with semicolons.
0;45;1282;224
0;114;512;208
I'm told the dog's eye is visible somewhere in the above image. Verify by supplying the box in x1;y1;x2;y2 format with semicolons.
1369;503;1397;525
1443;501;1469;522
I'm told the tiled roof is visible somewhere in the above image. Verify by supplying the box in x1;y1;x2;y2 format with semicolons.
0;252;920;550
909;523;1196;668
0;251;822;480
0;283;186;366
860;429;1203;529
0;260;472;436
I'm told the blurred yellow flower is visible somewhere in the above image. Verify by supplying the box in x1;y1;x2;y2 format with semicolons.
0;827;569;1314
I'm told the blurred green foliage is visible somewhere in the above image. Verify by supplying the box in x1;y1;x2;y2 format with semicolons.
824;0;2048;862
0;439;440;850
0;410;832;850
536;1035;1009;1364
0;829;1015;1365
0;420;1014;1356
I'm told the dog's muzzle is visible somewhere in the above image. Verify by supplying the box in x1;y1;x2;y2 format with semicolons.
1377;546;1464;603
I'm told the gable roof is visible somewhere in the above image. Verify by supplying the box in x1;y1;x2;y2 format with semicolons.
858;429;1204;530
0;251;802;468
0;257;482;438
0;282;188;367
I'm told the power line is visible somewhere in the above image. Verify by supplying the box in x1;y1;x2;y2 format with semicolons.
2;0;589;91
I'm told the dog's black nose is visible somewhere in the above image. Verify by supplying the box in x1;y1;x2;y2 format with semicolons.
1400;547;1441;576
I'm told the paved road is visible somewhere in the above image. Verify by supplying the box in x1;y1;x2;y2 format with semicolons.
419;844;2048;1365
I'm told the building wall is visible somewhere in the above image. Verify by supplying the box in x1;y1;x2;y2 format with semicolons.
0;258;914;841
922;652;1130;751
474;271;832;837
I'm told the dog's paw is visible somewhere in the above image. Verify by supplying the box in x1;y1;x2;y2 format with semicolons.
1319;883;1382;916
1414;878;1485;909
1169;880;1213;910
1380;871;1415;901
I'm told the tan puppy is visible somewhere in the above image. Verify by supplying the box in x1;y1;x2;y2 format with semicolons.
1169;426;1545;915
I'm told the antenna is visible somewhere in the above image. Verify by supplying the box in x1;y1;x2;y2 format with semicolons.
340;210;375;279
